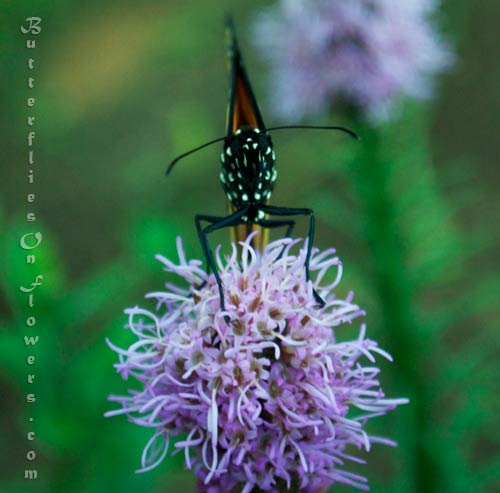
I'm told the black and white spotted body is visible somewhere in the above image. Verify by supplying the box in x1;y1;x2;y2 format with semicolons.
166;20;357;314
220;127;276;222
179;18;330;313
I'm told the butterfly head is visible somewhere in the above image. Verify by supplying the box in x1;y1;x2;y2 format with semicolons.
219;126;277;210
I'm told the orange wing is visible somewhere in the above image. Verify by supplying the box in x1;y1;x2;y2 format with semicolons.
225;18;265;135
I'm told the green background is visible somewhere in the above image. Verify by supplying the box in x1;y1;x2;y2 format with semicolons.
1;1;498;492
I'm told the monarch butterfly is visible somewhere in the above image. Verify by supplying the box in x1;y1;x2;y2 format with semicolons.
167;18;358;313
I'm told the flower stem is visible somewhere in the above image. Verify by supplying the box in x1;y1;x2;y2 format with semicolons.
349;113;442;493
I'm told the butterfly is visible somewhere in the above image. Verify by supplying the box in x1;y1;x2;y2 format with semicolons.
167;17;358;313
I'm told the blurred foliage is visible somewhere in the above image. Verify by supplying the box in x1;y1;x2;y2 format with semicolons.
1;1;499;493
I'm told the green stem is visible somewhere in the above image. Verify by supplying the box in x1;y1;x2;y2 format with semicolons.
351;119;436;493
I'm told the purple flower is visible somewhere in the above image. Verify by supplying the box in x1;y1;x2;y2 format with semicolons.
106;234;408;492
253;0;453;121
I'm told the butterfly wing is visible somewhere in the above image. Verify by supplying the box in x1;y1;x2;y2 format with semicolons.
225;17;266;135
225;18;269;250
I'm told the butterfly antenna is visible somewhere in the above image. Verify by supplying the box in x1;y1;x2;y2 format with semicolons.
267;125;360;141
166;136;227;176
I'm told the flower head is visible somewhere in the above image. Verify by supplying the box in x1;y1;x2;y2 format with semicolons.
106;235;408;492
253;0;453;121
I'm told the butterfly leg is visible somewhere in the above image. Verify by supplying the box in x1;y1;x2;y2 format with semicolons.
195;208;249;314
195;214;225;284
260;205;325;307
258;219;296;239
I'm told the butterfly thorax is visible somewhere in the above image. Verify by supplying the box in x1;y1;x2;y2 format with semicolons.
220;127;277;221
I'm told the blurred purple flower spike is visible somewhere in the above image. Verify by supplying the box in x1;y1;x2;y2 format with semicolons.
106;234;408;492
253;0;454;121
